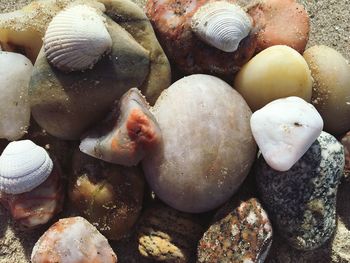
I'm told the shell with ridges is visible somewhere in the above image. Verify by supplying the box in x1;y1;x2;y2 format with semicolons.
191;1;252;53
0;140;53;195
44;5;112;72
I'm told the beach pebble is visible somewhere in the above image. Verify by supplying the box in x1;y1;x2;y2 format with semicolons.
136;203;203;262
31;216;117;263
303;45;350;135
340;131;350;180
256;131;344;250
142;74;257;213
234;45;313;112
69;149;144;240
251;96;323;171
197;198;272;263
0;51;32;140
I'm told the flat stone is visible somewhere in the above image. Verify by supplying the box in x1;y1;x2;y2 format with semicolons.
256;131;344;250
197;198;273;263
251;96;323;171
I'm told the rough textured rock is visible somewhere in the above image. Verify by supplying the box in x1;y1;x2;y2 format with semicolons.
197;197;273;263
256;131;344;250
340;131;350;181
143;74;257;213
136;203;203;263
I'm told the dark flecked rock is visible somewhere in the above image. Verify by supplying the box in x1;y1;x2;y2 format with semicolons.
340;131;350;181
197;198;273;263
136;203;203;262
256;131;344;251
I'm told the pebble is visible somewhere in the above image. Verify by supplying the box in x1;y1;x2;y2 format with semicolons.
136;203;203;262
340;131;350;180
251;96;323;171
256;131;344;250
197;198;272;263
0;51;32;141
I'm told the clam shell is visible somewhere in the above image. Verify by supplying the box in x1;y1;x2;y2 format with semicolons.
0;140;53;195
44;5;112;72
191;1;252;52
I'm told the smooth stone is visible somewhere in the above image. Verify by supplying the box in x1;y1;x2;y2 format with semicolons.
100;0;171;105
256;131;344;250
142;74;257;213
197;197;273;263
303;45;350;135
68;149;145;240
30;16;150;140
0;51;32;140
234;45;313;112
251;96;323;171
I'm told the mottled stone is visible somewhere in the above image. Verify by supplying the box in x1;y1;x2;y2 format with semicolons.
256;131;344;250
136;203;203;262
340;131;350;180
197;198;272;263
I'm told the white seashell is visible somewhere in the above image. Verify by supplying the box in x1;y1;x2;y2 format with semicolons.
191;1;252;52
44;5;112;72
0;140;53;195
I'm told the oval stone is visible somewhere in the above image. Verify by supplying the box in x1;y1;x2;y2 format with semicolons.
256;131;344;250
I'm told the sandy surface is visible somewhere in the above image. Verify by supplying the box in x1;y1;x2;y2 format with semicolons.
0;0;349;263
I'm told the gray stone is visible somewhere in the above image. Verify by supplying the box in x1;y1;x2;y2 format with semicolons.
256;131;344;250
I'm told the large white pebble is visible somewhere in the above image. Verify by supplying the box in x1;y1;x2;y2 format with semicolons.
143;74;257;213
0;51;32;140
234;45;313;112
251;96;323;171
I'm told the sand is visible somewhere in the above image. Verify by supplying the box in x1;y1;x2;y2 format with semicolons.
0;0;349;262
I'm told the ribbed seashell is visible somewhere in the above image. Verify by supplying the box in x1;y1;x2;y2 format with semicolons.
0;140;53;195
191;1;252;53
44;5;112;72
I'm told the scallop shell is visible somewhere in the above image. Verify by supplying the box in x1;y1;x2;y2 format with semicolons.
0;140;53;195
44;5;112;72
191;1;252;53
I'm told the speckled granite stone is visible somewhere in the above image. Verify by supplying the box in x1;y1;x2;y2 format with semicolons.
136;204;203;262
256;131;344;251
197;198;273;263
340;131;350;181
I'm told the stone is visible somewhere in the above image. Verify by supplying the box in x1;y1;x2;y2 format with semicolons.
142;74;257;213
136;203;203;262
251;96;323;171
340;131;350;181
256;131;344;250
68;149;145;240
30;17;150;140
197;198;273;263
0;51;32;141
234;45;313;112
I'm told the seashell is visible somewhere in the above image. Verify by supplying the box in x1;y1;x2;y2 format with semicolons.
0;140;53;195
80;88;162;166
191;1;252;53
31;216;118;263
44;5;112;72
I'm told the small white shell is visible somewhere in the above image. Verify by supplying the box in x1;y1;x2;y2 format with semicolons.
44;5;112;72
191;1;252;52
0;140;53;195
